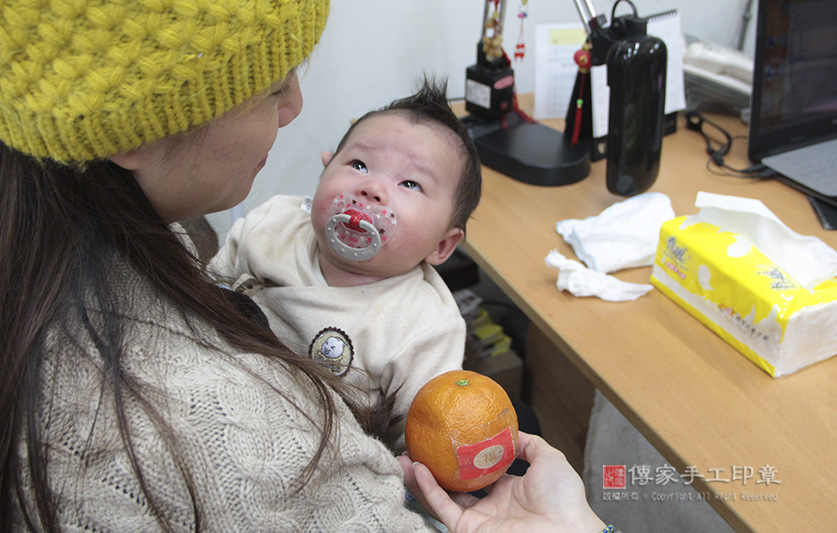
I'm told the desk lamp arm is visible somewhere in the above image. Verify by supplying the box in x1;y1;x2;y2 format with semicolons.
573;0;602;34
572;0;646;66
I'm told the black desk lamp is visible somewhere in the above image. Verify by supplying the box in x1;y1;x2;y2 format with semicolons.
460;0;592;187
461;0;666;197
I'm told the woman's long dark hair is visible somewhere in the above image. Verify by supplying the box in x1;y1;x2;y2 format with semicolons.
0;142;384;531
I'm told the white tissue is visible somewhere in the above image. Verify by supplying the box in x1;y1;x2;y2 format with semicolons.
545;250;653;302
556;192;675;273
694;192;837;289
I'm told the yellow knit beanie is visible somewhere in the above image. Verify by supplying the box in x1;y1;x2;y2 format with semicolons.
0;0;329;163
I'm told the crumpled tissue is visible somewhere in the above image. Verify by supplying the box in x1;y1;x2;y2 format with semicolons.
556;192;675;273
693;191;837;289
545;250;653;302
547;192;674;302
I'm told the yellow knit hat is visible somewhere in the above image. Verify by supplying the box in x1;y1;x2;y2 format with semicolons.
0;0;329;163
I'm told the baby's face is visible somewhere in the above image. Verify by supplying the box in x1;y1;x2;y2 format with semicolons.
311;113;464;279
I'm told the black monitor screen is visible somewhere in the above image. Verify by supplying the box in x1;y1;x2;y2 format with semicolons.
748;0;837;160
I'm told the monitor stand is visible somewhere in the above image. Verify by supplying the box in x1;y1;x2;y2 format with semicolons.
461;111;590;187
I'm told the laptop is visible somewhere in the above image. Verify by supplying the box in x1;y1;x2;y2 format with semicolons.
747;0;837;206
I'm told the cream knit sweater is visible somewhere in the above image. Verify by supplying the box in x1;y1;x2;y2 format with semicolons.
15;256;434;531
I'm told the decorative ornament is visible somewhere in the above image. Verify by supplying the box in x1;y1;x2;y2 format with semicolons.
514;0;528;61
570;41;593;146
482;0;505;61
573;45;592;71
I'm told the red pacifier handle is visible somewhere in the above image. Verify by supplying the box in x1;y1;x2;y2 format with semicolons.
344;208;372;233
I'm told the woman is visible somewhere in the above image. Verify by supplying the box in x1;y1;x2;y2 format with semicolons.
0;0;606;530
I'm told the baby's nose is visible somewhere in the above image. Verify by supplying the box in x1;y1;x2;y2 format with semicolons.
357;181;387;204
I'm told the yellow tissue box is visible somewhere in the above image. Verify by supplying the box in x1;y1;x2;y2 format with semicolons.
650;216;837;377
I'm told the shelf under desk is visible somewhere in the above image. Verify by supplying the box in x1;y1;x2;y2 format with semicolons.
456;95;837;532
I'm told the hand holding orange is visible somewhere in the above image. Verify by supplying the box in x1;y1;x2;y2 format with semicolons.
404;370;518;492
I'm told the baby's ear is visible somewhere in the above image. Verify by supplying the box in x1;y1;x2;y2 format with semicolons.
321;150;334;168
424;227;464;266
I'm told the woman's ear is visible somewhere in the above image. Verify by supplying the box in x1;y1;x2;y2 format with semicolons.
109;138;172;170
108;148;144;170
424;227;464;266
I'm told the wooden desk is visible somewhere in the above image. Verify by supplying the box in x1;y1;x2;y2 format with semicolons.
457;97;837;532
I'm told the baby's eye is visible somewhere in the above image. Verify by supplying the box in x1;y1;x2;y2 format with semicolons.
400;180;422;192
350;160;368;173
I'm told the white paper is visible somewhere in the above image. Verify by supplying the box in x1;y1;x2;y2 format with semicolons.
590;65;609;139
648;11;686;115
534;23;588;120
694;192;837;289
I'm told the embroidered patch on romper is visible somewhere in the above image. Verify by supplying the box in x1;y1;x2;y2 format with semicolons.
309;328;354;376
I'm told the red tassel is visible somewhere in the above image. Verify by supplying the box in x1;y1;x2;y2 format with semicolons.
571;72;586;146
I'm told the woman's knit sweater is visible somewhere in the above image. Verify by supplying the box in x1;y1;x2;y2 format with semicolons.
15;256;433;531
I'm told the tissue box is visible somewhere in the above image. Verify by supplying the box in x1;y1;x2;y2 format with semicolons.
651;216;837;377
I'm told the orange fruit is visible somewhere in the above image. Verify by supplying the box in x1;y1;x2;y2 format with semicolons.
405;369;519;492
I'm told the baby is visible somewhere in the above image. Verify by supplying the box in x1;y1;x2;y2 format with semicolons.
211;78;481;450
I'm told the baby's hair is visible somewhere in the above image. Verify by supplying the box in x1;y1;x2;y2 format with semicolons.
334;77;482;231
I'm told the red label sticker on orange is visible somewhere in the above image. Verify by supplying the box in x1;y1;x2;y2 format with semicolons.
455;426;515;480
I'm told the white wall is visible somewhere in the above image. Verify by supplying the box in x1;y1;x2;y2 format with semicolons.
208;0;758;237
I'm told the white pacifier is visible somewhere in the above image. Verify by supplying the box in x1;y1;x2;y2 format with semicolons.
324;194;397;261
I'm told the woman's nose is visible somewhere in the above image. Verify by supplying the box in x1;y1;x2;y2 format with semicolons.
277;79;303;128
